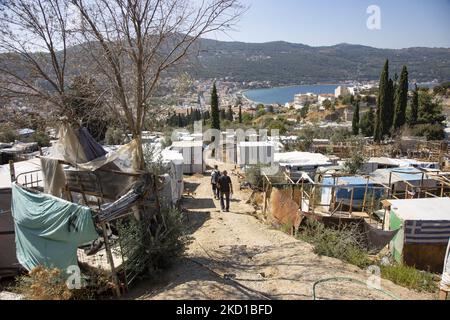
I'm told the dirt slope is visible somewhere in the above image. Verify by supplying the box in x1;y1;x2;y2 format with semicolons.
127;163;435;300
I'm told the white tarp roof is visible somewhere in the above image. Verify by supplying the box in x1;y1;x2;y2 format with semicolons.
171;141;204;148
369;157;438;168
370;167;431;184
388;197;450;221
238;141;275;147
274;152;331;167
0;158;42;189
161;150;184;165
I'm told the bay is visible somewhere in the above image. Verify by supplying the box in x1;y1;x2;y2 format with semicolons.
243;84;341;105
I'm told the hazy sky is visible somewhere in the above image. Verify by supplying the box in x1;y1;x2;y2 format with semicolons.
205;0;450;49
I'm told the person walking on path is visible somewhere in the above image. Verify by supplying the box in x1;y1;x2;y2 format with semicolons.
211;165;221;200
217;170;233;212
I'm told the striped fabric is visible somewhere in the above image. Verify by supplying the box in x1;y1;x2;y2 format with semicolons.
404;220;450;244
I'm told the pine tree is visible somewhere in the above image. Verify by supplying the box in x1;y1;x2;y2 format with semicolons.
352;101;360;135
238;105;242;124
210;82;220;130
408;84;419;126
393;66;409;131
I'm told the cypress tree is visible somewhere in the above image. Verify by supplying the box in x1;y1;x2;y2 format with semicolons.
210;82;220;130
220;108;226;120
238;105;242;124
385;78;395;136
177;114;182;127
227;105;233;121
393;66;409;130
408;84;419;126
352;101;360;135
374;60;389;142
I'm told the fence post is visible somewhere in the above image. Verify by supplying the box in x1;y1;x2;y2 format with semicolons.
9;160;16;182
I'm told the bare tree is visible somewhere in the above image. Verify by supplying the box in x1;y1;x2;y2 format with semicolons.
0;0;244;169
70;0;244;169
0;0;72;108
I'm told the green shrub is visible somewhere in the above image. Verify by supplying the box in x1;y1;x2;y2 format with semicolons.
116;208;190;278
245;164;265;189
105;127;127;145
380;264;438;293
297;218;370;268
410;124;445;141
27;131;51;147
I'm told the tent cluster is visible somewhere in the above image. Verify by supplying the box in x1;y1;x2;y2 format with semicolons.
0;124;184;293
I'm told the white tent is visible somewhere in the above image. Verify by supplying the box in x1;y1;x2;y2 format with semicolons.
274;151;332;178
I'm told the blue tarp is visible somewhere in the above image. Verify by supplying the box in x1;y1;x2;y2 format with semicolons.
322;176;384;207
78;127;107;161
11;183;99;271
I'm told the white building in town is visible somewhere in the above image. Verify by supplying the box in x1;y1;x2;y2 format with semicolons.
334;86;350;98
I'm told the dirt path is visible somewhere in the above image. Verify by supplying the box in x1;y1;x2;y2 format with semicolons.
129;164;435;300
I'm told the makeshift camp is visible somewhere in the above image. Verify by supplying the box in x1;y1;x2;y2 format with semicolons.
370;167;438;199
321;175;385;211
170;141;205;174
6;124;167;296
0;142;39;165
363;157;440;173
386;197;450;273
274;151;332;180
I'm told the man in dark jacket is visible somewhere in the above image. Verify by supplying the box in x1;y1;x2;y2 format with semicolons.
217;170;233;212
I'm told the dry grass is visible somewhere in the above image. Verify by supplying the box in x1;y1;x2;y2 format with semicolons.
14;266;72;300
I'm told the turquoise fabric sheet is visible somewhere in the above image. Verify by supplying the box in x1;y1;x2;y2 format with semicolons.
11;183;99;271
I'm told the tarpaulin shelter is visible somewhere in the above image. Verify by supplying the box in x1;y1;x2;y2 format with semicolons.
0;158;43;277
11;183;99;272
370;167;437;198
274;151;332;179
321;175;385;210
387;197;450;272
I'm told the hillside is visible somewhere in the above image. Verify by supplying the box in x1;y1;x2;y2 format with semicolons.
1;39;449;88
189;39;450;84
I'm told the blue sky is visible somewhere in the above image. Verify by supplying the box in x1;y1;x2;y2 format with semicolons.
205;0;450;49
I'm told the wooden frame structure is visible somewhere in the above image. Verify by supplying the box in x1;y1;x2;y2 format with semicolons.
8;160;160;298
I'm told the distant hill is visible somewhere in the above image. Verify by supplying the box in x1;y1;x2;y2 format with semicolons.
1;39;449;88
187;39;450;85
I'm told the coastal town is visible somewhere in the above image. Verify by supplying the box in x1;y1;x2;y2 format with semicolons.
0;0;450;304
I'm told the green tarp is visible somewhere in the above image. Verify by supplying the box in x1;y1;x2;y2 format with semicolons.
11;183;99;272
